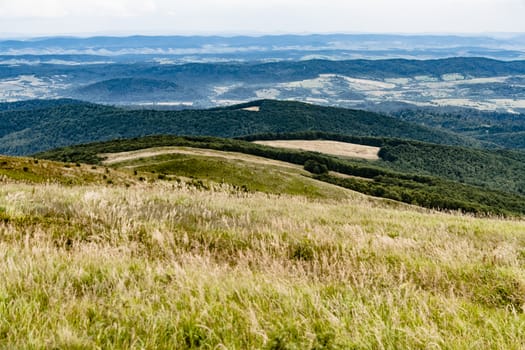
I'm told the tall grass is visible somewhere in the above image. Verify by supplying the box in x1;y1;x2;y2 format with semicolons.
1;180;524;348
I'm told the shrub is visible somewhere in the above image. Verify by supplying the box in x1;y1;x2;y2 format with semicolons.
304;159;328;175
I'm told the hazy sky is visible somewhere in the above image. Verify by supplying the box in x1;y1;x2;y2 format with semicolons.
1;0;525;37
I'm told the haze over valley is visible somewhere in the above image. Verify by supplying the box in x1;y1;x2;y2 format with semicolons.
2;35;525;114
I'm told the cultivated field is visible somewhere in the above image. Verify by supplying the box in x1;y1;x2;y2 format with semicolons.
253;140;381;160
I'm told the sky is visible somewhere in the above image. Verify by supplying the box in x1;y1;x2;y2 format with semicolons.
1;0;525;37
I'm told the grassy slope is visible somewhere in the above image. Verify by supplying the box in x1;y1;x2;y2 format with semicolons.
103;147;352;200
1;148;352;202
36;135;525;216
0;155;133;186
1;159;525;348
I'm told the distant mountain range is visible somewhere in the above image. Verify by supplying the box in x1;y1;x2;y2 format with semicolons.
1;56;525;113
1;35;525;150
2;35;525;112
2;34;525;60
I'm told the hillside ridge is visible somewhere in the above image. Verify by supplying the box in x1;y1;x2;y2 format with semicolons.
0;99;481;155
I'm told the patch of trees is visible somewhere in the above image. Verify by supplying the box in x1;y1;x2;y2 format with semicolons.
304;160;328;174
378;141;525;196
316;174;525;216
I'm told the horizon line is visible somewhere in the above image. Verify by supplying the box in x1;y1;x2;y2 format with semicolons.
2;31;525;40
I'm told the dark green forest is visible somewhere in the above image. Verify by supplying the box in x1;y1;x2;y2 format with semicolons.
0;99;479;155
240;131;525;196
388;108;525;150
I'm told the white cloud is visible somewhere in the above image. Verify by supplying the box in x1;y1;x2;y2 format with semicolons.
0;0;158;18
0;0;523;36
0;0;68;18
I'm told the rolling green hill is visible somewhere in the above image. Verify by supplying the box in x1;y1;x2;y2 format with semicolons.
4;98;524;215
0;99;482;155
74;78;200;102
36;134;525;216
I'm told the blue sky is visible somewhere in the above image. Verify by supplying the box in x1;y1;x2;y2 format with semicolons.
1;0;524;37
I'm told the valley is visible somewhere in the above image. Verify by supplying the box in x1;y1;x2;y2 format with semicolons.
0;95;520;215
1;54;525;114
3;69;525;113
0;40;525;114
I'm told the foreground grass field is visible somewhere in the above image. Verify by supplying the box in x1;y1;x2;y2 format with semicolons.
1;156;525;348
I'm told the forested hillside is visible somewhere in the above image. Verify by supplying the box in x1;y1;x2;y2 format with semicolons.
0;99;479;155
239;131;525;196
387;108;525;150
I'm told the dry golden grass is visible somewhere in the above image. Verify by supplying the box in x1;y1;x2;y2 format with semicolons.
1;153;525;348
1;176;525;348
253;140;381;160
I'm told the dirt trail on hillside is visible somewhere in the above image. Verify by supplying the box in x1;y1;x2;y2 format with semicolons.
100;147;303;170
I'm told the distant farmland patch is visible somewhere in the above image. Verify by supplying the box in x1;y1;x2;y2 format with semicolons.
253;140;380;160
241;106;260;112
